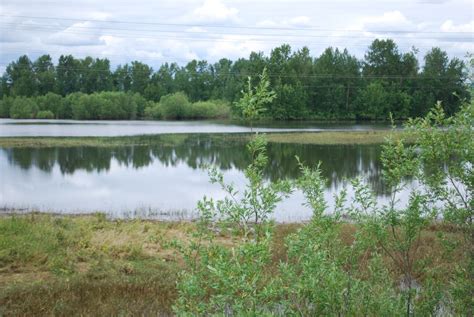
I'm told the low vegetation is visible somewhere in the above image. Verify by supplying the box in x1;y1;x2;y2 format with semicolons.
0;213;180;316
0;130;403;148
263;130;407;144
0;91;230;120
0;213;466;316
144;92;230;120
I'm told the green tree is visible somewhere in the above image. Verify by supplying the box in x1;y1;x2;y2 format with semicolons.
56;55;80;96
313;47;361;118
4;55;37;97
79;57;113;93
113;64;132;91
33;55;56;95
130;61;152;95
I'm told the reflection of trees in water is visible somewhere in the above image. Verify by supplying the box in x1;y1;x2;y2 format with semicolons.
2;135;389;194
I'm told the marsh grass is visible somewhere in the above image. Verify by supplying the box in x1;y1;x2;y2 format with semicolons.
262;130;408;144
0;130;402;148
0;213;465;315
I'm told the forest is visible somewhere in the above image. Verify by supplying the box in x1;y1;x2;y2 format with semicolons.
0;39;470;120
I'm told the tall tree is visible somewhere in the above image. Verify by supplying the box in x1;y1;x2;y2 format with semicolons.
56;55;80;96
422;47;468;115
4;55;37;96
130;61;152;95
313;47;361;118
33;55;56;95
113;64;132;92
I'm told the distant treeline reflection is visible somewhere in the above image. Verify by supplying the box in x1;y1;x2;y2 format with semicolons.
3;135;388;194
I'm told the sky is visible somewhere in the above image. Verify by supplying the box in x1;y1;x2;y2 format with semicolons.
0;0;473;73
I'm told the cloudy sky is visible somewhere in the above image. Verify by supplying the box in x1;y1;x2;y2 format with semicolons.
0;0;472;72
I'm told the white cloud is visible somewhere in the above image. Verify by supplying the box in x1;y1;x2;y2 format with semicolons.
440;20;474;32
0;0;472;68
86;11;113;21
287;16;312;27
256;19;278;28
207;35;268;60
188;0;239;23
256;16;312;28
186;26;207;33
355;11;418;32
44;21;104;46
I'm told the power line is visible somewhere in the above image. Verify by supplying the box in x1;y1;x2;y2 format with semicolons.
2;22;471;41
2;14;472;34
2;25;470;47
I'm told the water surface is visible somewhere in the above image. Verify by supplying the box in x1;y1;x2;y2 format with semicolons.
0;119;390;137
1;135;409;221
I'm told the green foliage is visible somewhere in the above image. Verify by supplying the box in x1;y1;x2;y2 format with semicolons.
158;92;191;119
144;93;230;120
234;67;276;126
174;102;473;315
36;92;63;118
174;135;291;315
36;110;55;119
401;102;473;315
144;102;162;119
189;100;230;119
1;41;470;120
0;96;14;117
10;96;38;119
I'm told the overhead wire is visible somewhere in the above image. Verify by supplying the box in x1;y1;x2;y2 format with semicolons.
2;14;472;34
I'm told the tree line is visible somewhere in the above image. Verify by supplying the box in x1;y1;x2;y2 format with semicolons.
0;39;470;120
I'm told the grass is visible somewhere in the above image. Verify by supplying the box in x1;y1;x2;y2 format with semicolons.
0;213;465;315
261;130;407;145
0;130;402;148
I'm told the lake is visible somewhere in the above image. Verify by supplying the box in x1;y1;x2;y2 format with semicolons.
0;118;391;137
0;132;413;222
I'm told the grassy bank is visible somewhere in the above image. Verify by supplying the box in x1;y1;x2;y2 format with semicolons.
0;130;405;148
0;213;464;315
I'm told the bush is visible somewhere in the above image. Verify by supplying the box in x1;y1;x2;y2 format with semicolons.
0;96;14;118
1;92;230;120
10;97;39;119
36;92;63;118
144;103;162;119
159;92;190;119
189;100;230;119
36;110;55;119
97;92;137;120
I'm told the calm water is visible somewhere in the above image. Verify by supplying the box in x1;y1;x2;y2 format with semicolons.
0;119;390;137
0;134;410;222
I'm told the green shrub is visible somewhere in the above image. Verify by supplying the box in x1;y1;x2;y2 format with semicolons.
174;135;292;315
36;110;55;119
0;96;14;118
36;92;63;118
144;103;162;119
10;97;39;119
159;92;190;119
189;100;230;119
174;102;473;315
